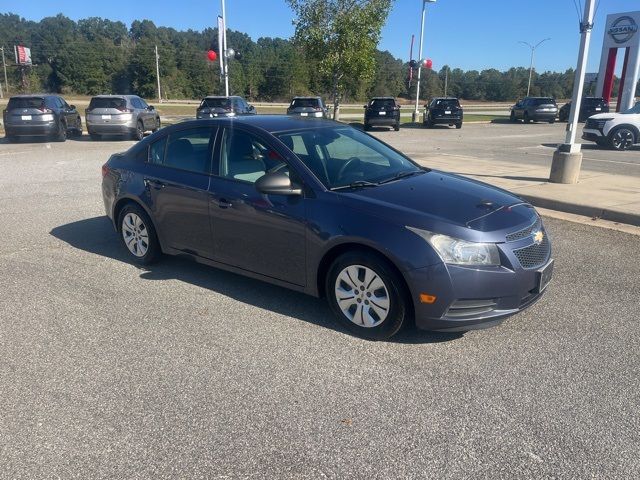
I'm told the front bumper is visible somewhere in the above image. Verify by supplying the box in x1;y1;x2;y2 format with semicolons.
531;111;557;121
5;122;57;137
425;114;463;125
287;111;325;118
582;129;604;142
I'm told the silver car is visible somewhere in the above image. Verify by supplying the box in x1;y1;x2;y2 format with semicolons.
86;95;160;141
286;97;329;118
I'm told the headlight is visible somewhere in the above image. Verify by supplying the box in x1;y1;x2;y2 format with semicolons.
41;114;54;121
407;227;500;266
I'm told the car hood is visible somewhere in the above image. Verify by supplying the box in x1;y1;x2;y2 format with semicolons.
588;112;618;120
338;170;536;241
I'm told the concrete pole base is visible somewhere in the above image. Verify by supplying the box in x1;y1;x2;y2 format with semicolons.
549;150;583;184
412;111;419;123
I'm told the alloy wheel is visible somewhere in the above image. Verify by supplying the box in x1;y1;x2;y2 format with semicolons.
334;264;390;328
121;213;149;257
611;128;635;150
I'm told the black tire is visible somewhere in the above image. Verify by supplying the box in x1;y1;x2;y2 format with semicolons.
325;250;408;340
595;139;607;148
393;122;400;131
117;203;161;265
455;122;462;129
55;120;67;142
90;133;102;141
548;118;555;124
363;123;371;132
152;117;161;133
523;112;531;124
509;111;516;123
425;117;433;128
133;121;144;141
5;135;17;143
608;127;636;151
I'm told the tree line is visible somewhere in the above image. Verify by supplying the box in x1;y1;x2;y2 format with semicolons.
0;12;632;103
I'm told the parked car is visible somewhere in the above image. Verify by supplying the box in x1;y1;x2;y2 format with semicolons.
363;97;401;131
3;94;82;142
423;97;463;129
101;116;553;340
286;97;328;118
86;95;160;141
510;97;558;123
582;102;640;150
196;96;256;119
558;97;609;122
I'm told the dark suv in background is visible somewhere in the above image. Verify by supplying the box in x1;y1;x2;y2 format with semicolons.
510;97;558;124
3;94;82;142
364;97;401;131
286;97;329;118
196;96;256;119
558;97;609;122
423;97;463;129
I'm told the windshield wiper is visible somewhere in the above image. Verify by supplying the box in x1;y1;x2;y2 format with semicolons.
377;169;425;184
330;180;380;191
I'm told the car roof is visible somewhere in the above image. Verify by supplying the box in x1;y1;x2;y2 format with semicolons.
156;115;341;135
431;97;459;100
91;95;137;99
203;95;242;99
291;96;322;100
9;94;55;98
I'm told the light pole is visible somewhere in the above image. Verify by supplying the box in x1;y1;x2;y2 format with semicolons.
518;38;550;97
413;0;436;122
549;0;595;184
221;0;229;96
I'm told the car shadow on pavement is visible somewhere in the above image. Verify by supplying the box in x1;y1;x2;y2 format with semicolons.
50;216;461;344
456;172;550;183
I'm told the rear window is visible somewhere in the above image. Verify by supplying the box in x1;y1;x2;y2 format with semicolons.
89;97;126;110
200;98;230;109
291;98;320;108
433;99;459;108
584;98;604;105
370;99;396;108
7;97;44;109
532;98;555;106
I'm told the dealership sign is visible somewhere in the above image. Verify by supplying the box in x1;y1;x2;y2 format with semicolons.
608;16;638;44
14;45;32;65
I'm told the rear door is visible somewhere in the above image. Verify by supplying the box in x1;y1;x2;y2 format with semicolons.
145;126;217;258
207;127;307;286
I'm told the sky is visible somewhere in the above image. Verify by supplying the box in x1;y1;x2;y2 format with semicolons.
2;0;639;73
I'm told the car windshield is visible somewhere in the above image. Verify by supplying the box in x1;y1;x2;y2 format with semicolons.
370;99;396;108
277;126;423;189
433;99;459;108
89;97;126;110
290;98;320;108
200;98;231;109
7;97;44;109
622;103;640;114
532;98;555;105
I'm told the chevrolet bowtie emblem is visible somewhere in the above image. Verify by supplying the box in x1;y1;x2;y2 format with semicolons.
533;230;544;244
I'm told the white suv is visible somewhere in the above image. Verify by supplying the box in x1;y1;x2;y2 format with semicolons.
582;102;640;151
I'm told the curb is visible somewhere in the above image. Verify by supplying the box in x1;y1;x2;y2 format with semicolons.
520;194;640;227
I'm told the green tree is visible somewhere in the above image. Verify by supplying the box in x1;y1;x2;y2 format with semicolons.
287;0;392;120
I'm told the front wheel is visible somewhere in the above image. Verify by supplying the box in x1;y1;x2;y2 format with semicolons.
118;203;161;265
326;251;408;340
152;117;161;133
455;122;462;129
393;122;400;131
609;127;636;151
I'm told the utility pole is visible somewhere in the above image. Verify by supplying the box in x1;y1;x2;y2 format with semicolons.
519;38;550;97
221;0;229;96
549;0;595;184
413;0;436;122
155;45;162;103
1;47;8;94
444;67;448;97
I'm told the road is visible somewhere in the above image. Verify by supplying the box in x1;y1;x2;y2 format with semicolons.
370;121;640;178
1;135;639;478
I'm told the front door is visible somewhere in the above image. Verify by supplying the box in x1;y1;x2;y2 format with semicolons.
208;127;307;286
145;126;217;258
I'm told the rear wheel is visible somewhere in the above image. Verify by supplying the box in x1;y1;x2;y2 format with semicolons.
118;203;161;265
326;251;408;340
393;122;400;131
548;118;555;124
55;120;67;142
609;127;636;151
133;120;144;141
455;122;462;129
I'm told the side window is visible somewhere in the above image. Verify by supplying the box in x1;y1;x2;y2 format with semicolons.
131;98;142;109
149;136;167;165
138;98;149;109
220;129;285;184
150;128;214;174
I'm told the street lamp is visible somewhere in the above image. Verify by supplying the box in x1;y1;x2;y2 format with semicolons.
518;38;550;97
413;0;437;122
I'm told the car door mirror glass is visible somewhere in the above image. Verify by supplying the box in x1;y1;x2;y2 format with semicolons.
148;105;155;111
255;172;302;196
69;104;76;110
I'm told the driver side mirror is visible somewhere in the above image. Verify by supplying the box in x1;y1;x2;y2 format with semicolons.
249;105;256;112
148;105;155;111
69;104;76;110
255;172;302;196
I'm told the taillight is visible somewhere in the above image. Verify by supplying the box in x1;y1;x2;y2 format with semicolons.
315;107;322;111
117;107;133;113
101;164;110;178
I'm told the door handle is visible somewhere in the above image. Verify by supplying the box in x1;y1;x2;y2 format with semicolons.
211;197;232;208
144;178;165;189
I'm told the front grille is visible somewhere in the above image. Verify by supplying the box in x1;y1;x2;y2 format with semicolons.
513;235;551;269
506;216;542;242
585;118;607;130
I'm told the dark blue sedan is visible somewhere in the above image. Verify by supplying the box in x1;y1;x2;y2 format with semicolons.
101;116;553;340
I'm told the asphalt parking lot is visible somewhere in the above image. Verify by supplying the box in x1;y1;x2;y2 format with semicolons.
1;126;639;478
